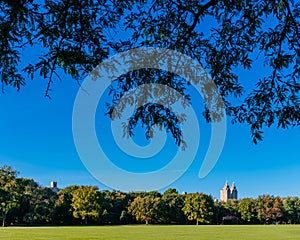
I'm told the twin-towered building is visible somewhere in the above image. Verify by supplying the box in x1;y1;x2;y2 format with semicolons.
220;181;238;202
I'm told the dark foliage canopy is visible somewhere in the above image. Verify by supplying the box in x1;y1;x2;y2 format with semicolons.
1;0;299;143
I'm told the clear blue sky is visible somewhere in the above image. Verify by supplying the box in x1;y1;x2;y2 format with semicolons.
0;5;299;200
0;61;299;200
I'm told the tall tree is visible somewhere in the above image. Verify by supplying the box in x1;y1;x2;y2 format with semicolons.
22;182;58;225
128;196;161;224
71;186;102;224
282;196;300;224
0;165;19;227
7;177;33;224
238;198;257;224
158;188;186;224
212;200;226;225
255;195;284;224
1;1;299;144
182;193;214;225
100;190;130;224
54;185;80;225
221;199;239;216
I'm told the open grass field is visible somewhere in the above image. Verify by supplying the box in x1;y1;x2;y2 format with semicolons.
0;225;299;240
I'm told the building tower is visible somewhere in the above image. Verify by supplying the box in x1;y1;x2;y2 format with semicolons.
230;182;238;200
220;181;238;202
50;181;59;193
50;181;57;188
220;181;230;202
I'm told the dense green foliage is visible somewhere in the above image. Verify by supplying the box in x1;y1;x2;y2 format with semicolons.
0;165;300;226
71;186;102;224
0;166;19;227
128;195;160;224
182;193;214;225
1;225;300;240
1;0;299;143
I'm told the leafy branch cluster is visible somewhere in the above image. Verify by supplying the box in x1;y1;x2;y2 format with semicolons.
1;0;299;143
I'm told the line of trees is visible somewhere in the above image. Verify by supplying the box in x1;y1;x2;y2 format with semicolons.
1;165;300;226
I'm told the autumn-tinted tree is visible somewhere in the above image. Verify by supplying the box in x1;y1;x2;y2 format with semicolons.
255;195;284;224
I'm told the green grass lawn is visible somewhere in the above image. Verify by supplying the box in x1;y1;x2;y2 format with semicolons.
0;225;299;240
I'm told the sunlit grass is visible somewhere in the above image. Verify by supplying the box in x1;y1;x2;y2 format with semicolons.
0;225;299;240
